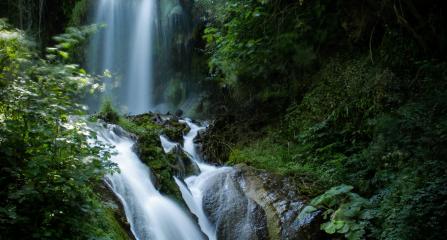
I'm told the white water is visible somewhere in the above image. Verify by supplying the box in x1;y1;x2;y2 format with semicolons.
163;119;232;240
159;135;179;153
88;0;155;114
127;0;156;113
158;119;218;239
95;124;205;240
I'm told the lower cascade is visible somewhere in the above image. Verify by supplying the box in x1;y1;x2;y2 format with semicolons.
95;123;205;240
160;119;229;240
92;117;319;240
164;119;271;240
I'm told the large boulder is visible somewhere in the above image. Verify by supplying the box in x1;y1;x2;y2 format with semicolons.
202;169;269;240
202;165;326;240
235;164;326;240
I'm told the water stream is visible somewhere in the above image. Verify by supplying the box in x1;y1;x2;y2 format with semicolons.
167;119;232;240
95;124;205;240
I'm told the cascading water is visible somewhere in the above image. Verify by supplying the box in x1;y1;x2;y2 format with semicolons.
164;119;271;239
159;119;231;240
94;124;205;240
88;0;155;114
87;0;200;114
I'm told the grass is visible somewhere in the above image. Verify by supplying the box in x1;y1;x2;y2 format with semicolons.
228;133;336;196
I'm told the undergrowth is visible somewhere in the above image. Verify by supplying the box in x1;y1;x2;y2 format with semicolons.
224;53;447;239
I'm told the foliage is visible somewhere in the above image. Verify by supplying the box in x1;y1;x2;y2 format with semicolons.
97;99;120;124
198;0;326;103
199;1;447;236
0;20;127;239
0;0;91;47
198;0;447;116
223;52;447;239
68;0;90;27
299;185;373;240
47;24;102;63
228;131;329;196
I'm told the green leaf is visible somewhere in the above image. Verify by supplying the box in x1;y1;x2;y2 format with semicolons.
58;51;69;59
297;205;318;220
311;184;354;206
322;220;344;234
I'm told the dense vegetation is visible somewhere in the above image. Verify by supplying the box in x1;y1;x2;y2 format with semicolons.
0;20;131;239
0;0;90;48
197;0;447;239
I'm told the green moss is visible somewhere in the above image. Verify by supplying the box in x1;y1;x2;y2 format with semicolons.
117;114;183;200
102;207;132;240
228;133;331;196
163;119;190;142
118;117;149;135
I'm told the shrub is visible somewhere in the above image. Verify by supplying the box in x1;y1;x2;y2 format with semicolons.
0;20;120;239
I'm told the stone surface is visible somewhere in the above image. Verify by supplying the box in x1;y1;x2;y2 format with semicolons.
202;169;269;240
234;164;326;240
200;165;326;240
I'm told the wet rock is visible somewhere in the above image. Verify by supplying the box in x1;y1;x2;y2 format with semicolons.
123;113;186;199
202;170;269;240
163;119;190;142
128;113;190;142
97;182;135;240
198;163;325;240
234;164;326;240
110;124;137;140
169;145;201;178
152;113;164;124
175;109;184;117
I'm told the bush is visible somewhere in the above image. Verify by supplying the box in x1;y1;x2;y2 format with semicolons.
97;99;120;124
299;185;373;240
0;20;123;239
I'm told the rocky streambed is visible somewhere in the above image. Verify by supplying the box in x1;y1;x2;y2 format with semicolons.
102;112;327;240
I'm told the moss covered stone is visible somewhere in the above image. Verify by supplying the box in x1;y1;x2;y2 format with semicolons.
117;113;192;200
96;183;134;240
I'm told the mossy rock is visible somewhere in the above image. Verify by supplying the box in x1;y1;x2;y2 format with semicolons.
134;135;183;200
163;119;190;142
118;113;193;200
96;183;134;240
167;146;201;178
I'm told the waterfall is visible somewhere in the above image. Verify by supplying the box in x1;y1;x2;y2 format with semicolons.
127;0;155;113
88;0;155;114
164;119;231;240
168;119;270;239
94;123;205;240
87;0;202;114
